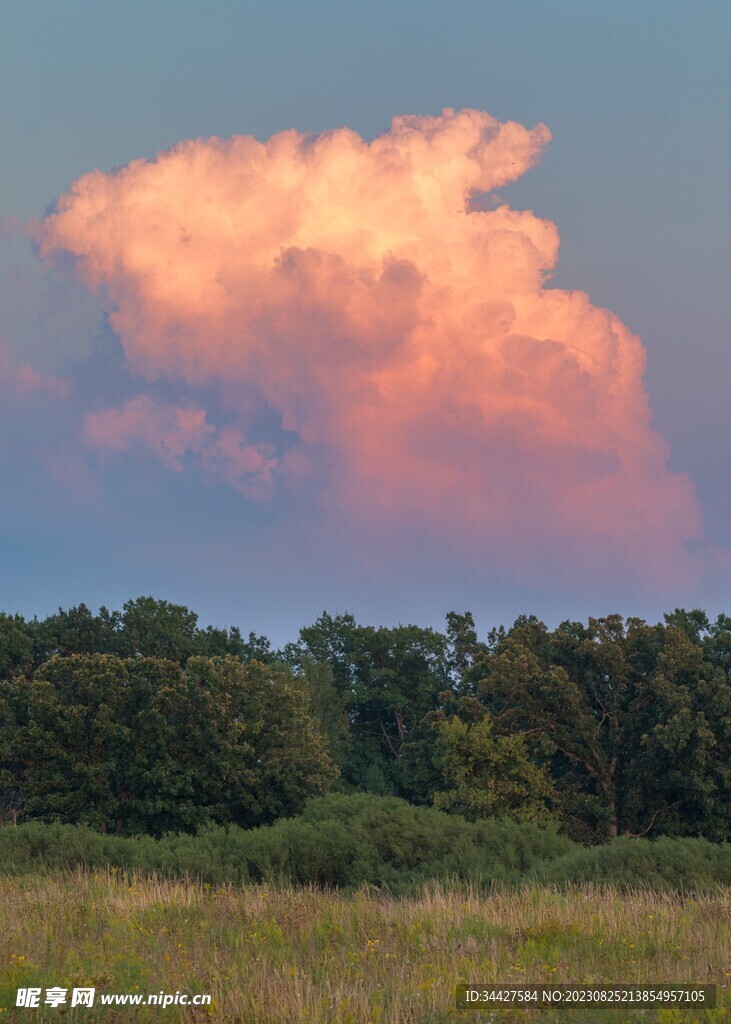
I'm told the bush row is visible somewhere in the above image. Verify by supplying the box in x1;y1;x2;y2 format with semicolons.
0;794;728;891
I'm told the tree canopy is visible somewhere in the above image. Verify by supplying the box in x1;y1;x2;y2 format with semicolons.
0;597;729;843
0;653;334;835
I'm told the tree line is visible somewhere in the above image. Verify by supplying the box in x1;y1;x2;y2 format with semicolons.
1;598;729;841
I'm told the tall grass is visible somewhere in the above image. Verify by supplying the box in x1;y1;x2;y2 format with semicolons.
0;871;728;1022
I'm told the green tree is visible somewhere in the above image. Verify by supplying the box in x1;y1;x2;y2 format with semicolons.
30;603;120;664
115;597;203;661
703;613;731;678
291;656;349;767
624;624;731;841
445;610;486;695
1;654;336;834
479;615;731;840
0;672;32;823
430;709;556;823
0;613;33;679
200;624;273;662
180;657;337;828
10;656;132;831
292;614;450;798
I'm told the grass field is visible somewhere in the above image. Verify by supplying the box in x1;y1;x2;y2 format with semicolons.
0;872;728;1023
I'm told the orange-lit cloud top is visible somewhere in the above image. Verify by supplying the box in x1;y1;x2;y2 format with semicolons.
39;108;702;586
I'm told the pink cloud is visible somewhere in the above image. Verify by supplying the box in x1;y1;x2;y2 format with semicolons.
84;396;277;499
38;108;704;587
0;337;70;399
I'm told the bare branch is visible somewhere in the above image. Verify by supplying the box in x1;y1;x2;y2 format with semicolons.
625;801;683;838
379;718;401;760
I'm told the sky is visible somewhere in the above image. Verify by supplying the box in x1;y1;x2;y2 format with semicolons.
1;0;729;643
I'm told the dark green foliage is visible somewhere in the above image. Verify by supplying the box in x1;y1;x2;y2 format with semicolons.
0;613;33;678
1;597;272;678
289;613;451;799
112;597;201;660
0;794;573;887
29;603;120;662
0;655;335;835
1;597;730;845
290;656;350;767
444;610;486;696
477;614;731;841
0;795;727;892
535;835;731;889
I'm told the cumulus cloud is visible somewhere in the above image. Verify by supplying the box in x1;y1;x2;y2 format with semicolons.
0;336;69;399
85;396;277;498
38;108;703;586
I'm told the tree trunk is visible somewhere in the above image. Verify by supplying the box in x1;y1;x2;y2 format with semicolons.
599;775;618;838
608;806;618;838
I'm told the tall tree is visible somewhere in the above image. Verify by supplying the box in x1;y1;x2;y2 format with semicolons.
445;610;486;695
115;597;203;661
479;615;731;840
0;613;33;679
30;603;120;664
293;614;450;797
1;654;336;834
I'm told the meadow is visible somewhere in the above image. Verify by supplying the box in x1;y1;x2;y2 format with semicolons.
2;603;730;1022
1;871;728;1023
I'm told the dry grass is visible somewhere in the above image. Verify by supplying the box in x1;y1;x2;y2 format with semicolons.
0;871;728;1022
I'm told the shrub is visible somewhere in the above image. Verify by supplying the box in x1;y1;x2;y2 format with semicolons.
535;835;731;889
0;795;728;891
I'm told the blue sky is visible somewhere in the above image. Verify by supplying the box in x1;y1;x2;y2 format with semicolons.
1;0;729;642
